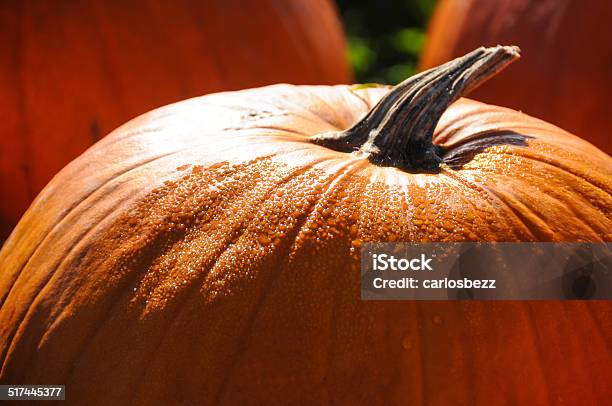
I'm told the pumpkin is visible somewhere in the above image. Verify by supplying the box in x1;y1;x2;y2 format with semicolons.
420;0;612;155
1;46;610;405
0;0;351;241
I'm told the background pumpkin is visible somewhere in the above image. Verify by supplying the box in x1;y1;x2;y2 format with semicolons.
0;0;351;242
420;0;612;155
0;47;610;404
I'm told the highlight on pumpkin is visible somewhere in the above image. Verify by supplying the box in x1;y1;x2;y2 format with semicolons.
0;1;610;405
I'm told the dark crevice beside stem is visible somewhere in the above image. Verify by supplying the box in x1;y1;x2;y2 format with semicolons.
312;45;520;172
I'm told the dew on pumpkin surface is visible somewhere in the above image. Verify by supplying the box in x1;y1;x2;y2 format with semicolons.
401;336;413;350
76;136;576;319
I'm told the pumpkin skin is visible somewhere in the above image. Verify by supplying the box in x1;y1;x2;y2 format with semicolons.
0;0;351;242
420;0;612;155
0;80;611;404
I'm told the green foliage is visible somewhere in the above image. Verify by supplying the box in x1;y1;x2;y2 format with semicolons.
393;28;426;55
337;0;437;84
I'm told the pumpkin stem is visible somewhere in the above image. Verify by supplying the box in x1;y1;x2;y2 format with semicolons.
313;45;520;171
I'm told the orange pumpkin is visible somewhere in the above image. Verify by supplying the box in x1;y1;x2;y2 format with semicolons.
0;47;610;404
0;0;351;241
420;0;612;155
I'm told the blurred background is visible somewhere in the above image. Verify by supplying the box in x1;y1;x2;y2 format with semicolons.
1;0;610;242
337;0;437;84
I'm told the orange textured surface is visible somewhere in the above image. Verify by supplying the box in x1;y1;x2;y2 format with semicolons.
420;0;612;155
0;0;351;241
0;84;611;404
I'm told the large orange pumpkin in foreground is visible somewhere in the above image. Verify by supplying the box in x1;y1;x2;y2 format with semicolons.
0;0;350;241
420;0;612;155
1;47;610;405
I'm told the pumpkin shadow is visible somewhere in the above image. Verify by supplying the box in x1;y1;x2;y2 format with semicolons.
441;131;533;170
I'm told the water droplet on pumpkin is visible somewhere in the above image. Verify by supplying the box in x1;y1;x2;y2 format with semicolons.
258;235;271;245
402;336;413;350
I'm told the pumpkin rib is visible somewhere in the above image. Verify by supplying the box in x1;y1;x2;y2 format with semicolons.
348;87;388;111
435;101;606;157
70;159;328;403
288;85;376;130
444;171;536;241
541;197;601;240
319;197;369;402
37;161;254;346
230;126;313;138
121;156;358;402
0;147;185;314
0;175;163;374
291;87;345;129
197;90;341;131
498;184;600;241
2;134;329;300
96;125;170;148
574;302;612;354
582;303;612;354
207;84;378;133
482;186;558;241
459;156;608;237
441;123;604;161
435;170;504;231
212;159;361;404
510;150;611;195
511;168;609;238
3;148;315;372
484;184;559;241
521;304;554;403
16;156;301;390
0;147;188;311
294;86;353;130
493;303;551;401
256;113;339;136
346;90;373;112
439;169;538;240
277;96;345;131
287;159;370;256
497;179;603;240
472;176;554;240
448;143;611;197
2;223;104;375
536;302;605;403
